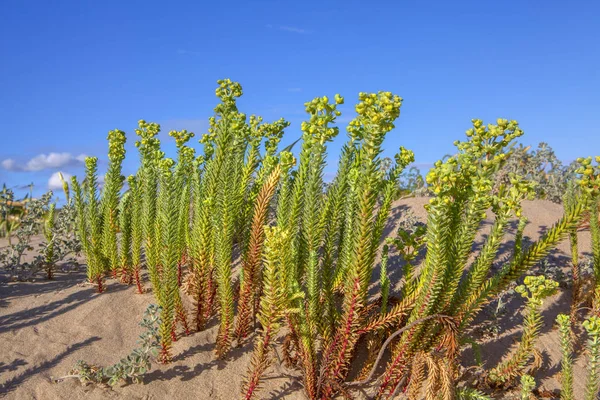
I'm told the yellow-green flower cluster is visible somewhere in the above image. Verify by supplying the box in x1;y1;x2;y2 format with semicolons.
300;94;344;145
127;174;136;187
213;79;244;120
215;78;243;104
169;129;195;148
394;146;415;171
107;129;126;163
346;91;402;141
85;156;98;171
584;315;600;334
576;156;600;195
493;173;536;218
158;158;175;177
515;275;559;307
263;118;290;155
135;120;162;161
279;151;296;173
199;133;215;159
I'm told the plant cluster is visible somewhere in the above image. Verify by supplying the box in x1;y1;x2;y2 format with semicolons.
0;175;81;280
495;142;580;203
0;184;27;243
67;80;599;399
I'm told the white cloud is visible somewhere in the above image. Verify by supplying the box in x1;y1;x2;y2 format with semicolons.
1;152;87;172
1;159;18;170
48;171;73;190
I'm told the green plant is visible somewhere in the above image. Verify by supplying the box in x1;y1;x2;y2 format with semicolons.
584;315;600;400
456;387;493;400
42;203;56;279
154;158;187;362
0;184;27;244
556;314;573;400
519;374;535;400
576;157;600;310
488;275;558;385
564;180;581;321
68;304;161;386
118;190;133;283
72;130;126;291
128;175;144;293
496;142;578;203
242;226;301;399
73;158;105;291
68;81;598;398
0;192;53;279
367;119;590;399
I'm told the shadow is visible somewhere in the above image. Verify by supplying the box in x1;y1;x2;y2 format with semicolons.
0;270;88;307
0;337;100;394
265;379;303;399
380;204;411;243
0;359;27;375
172;342;213;362
0;283;128;334
145;340;250;383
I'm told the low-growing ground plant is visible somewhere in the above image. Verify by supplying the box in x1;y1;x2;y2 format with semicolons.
61;304;162;386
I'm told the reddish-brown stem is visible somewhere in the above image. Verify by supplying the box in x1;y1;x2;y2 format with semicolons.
96;275;104;293
177;262;183;287
159;344;171;364
133;268;143;294
177;302;191;336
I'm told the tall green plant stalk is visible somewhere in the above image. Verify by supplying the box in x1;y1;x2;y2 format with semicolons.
128;175;144;294
488;276;558;385
575;157;600;309
235;156;294;342
155;158;184;362
170;129;195;287
564;180;581;321
73;157;106;292
556;314;573;400
241;226;301;399
584;316;600;400
43;203;56;279
519;374;535;400
118;191;133;284
136;120;163;294
210;81;249;357
101;129;127;278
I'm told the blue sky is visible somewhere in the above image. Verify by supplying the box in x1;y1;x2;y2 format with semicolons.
1;0;599;200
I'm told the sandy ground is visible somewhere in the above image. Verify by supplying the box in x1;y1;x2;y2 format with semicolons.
0;198;593;399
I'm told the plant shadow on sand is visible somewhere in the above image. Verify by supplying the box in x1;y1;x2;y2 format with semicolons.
0;274;128;335
0;337;100;395
144;338;250;383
